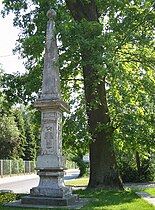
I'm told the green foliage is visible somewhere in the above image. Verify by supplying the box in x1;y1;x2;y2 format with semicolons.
1;0;155;183
0;74;39;160
21;107;38;161
71;155;88;177
12;106;27;159
0;98;20;159
1;70;42;106
117;150;155;182
0;192;19;204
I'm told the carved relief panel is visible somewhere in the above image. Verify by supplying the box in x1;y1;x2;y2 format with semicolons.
40;110;63;156
41;111;57;155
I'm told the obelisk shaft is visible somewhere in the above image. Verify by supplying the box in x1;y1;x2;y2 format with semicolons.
40;9;61;100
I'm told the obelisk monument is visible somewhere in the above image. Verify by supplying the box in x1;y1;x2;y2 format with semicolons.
21;8;77;206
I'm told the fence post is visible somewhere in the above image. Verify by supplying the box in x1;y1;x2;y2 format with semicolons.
17;160;19;174
24;161;25;175
1;160;3;178
29;161;31;174
10;160;12;176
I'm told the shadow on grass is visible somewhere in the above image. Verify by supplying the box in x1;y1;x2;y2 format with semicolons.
75;188;140;209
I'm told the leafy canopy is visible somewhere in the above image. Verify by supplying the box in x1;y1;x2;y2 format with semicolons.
1;0;155;155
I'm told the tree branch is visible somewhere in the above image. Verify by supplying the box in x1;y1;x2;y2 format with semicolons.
65;0;99;21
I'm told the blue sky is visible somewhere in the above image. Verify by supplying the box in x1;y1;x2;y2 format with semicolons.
0;2;25;74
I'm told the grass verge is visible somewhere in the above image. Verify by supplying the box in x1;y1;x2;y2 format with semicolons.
0;178;155;209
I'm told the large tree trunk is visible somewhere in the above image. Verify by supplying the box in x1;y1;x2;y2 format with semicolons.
66;0;123;189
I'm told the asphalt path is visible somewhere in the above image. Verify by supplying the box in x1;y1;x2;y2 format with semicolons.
0;169;80;194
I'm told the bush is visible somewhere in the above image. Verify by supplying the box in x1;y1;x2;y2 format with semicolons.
119;162;139;182
118;152;155;183
0;192;18;204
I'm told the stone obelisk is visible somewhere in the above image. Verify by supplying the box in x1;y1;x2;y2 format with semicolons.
21;8;77;206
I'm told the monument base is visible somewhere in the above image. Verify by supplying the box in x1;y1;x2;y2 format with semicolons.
5;197;91;209
21;194;78;206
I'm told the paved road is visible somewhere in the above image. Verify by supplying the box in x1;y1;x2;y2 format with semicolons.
0;169;80;194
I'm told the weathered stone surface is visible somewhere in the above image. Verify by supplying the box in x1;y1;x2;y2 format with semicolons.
36;154;64;169
21;195;79;206
6;197;90;209
30;171;72;198
40;8;61;101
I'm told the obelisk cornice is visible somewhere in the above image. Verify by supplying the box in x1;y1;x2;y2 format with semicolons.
34;99;70;113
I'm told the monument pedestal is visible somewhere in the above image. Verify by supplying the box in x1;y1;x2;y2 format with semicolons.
21;168;78;206
30;170;72;197
21;169;78;206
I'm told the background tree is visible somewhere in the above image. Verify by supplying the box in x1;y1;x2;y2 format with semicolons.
0;67;39;160
13;106;27;159
0;94;20;159
13;105;39;161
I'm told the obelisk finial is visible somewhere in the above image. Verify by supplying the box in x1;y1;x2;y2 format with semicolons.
47;8;56;20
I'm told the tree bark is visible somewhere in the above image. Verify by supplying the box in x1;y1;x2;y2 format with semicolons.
65;0;123;189
136;151;141;177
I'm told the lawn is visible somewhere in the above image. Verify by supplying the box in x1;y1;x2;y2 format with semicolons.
144;188;155;197
65;177;89;186
0;178;155;210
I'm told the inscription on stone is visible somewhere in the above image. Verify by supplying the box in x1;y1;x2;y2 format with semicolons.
41;123;56;155
45;126;54;148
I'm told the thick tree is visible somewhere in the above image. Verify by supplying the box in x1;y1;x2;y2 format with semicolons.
1;0;155;189
65;0;123;189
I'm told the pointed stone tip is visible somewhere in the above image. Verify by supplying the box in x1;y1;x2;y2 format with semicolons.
47;8;56;20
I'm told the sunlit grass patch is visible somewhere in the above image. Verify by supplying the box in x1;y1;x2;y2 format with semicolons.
65;177;89;186
78;189;155;209
143;188;155;197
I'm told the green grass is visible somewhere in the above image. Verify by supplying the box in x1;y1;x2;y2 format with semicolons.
65;177;89;186
78;188;155;209
128;187;155;197
145;188;155;197
142;188;155;197
0;178;155;209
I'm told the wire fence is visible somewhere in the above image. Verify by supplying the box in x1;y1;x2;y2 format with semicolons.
0;159;35;177
65;159;77;169
0;159;77;177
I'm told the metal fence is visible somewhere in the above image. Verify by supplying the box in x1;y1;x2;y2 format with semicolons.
0;159;36;177
0;159;77;177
